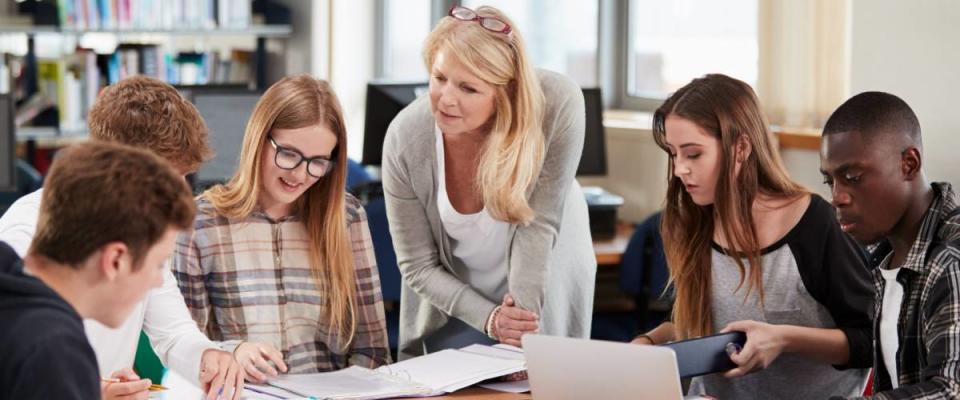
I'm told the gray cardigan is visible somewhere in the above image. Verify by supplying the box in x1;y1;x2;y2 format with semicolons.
382;69;596;359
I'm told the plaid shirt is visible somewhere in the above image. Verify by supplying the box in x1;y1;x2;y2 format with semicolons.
172;194;390;373
852;182;960;399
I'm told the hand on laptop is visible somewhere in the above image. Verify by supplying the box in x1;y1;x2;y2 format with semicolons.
199;349;244;400
234;341;289;384
720;320;785;378
494;293;539;347
101;368;151;400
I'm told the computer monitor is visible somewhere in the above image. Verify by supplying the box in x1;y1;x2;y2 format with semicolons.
360;84;607;176
362;82;428;166
577;88;607;176
180;86;262;191
0;94;15;192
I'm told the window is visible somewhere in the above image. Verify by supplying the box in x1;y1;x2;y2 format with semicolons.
379;0;432;81
374;1;758;110
625;0;757;107
377;0;598;86
461;0;598;87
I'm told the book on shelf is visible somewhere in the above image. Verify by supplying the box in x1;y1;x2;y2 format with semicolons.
6;45;253;132
56;0;250;31
247;344;526;400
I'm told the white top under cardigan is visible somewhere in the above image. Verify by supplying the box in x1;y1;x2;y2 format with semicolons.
435;125;510;301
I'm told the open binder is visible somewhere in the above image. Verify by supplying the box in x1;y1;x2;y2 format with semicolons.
246;344;525;400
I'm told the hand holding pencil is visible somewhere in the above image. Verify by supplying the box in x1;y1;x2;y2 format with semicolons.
100;367;154;400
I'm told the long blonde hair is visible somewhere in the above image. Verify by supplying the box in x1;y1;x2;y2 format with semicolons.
204;74;357;345
423;6;545;225
652;74;807;339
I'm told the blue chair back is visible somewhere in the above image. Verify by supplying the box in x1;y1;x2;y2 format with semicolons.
346;158;372;191
0;160;43;213
354;171;401;358
619;211;668;299
618;211;671;331
364;197;401;302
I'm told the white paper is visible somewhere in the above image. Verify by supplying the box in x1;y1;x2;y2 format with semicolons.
460;343;525;360
266;366;429;400
243;383;308;399
256;344;526;400
376;348;525;393
478;379;530;393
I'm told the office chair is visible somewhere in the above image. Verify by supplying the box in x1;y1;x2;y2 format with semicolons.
0;160;44;214
619;211;671;331
346;159;401;359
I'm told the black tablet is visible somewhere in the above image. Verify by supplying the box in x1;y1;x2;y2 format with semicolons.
659;331;747;378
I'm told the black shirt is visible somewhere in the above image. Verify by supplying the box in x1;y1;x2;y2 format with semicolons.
0;242;99;399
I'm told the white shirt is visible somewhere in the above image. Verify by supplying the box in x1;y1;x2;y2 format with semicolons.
879;257;904;389
0;189;218;384
435;127;510;301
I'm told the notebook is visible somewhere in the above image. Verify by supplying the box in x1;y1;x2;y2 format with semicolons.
247;344;526;400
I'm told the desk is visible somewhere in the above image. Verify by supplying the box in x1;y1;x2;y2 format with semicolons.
592;222;637;312
593;222;635;266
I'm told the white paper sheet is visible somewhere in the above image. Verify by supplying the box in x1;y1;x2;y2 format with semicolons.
376;348;525;393
478;379;530;393
266;366;429;400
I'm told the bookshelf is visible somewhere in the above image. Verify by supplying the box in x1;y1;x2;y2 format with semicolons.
0;25;292;37
1;1;295;171
9;25;289;148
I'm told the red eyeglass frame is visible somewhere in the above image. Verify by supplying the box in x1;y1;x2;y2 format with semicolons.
448;5;512;35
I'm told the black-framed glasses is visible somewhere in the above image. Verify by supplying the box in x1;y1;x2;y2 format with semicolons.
268;136;333;178
448;5;512;35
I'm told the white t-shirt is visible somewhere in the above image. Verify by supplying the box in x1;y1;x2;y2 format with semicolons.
0;188;218;384
878;258;904;389
435;126;510;302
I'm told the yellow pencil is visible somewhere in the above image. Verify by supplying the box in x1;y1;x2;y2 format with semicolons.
148;384;168;391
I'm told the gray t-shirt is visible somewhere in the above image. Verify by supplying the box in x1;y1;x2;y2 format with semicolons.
688;195;873;399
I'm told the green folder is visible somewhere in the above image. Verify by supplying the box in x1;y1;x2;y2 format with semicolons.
133;330;166;383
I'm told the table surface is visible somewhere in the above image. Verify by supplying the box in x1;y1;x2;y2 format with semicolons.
592;222;635;266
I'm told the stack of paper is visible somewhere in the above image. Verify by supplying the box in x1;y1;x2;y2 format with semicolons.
247;344;526;400
252;367;429;400
377;344;525;394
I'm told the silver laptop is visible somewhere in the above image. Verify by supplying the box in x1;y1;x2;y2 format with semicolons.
523;334;685;400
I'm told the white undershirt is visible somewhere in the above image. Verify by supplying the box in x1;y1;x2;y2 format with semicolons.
879;256;904;389
435;125;510;301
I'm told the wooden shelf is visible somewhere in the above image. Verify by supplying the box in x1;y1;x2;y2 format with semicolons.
775;129;822;151
17;126;88;138
0;25;292;38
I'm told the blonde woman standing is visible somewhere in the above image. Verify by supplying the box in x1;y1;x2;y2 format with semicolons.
383;5;596;359
173;75;389;380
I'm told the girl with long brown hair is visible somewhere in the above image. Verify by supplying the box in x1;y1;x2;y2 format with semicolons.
173;75;389;380
632;74;873;399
